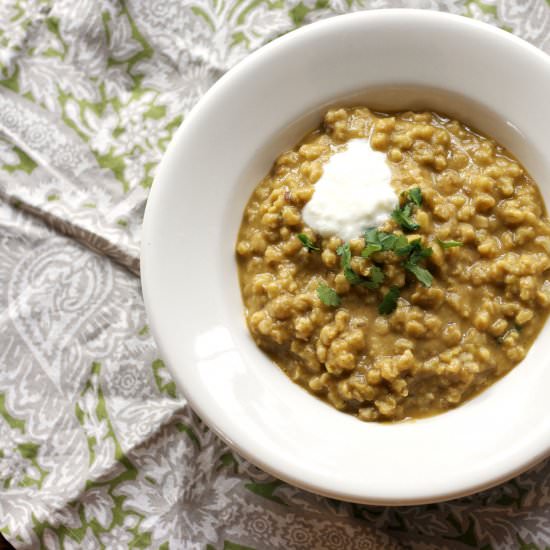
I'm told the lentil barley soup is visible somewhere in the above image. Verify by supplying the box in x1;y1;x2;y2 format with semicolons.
236;107;550;422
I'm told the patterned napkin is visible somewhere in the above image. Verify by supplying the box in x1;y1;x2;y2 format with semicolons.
0;1;549;548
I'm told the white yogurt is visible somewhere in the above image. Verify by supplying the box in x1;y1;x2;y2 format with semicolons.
302;139;397;241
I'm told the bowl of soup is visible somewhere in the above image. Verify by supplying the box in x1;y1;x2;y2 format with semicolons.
141;9;550;504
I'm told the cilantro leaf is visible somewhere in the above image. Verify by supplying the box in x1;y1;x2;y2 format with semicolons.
404;262;433;287
344;267;364;285
395;238;429;259
437;239;463;249
364;229;394;250
392;188;422;231
364;227;378;242
336;243;351;264
297;233;319;252
392;203;420;232
379;286;400;314
378;232;399;250
408;187;423;207
362;266;385;289
408;239;433;263
361;243;382;258
362;229;407;257
317;284;341;307
337;243;360;284
338;242;385;287
394;235;414;256
400;239;434;287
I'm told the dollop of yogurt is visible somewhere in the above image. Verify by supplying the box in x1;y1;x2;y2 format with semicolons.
302;139;397;241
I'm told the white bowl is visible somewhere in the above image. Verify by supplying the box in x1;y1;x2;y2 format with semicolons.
141;10;550;505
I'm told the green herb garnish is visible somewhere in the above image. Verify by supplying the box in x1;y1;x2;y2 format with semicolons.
297;233;319;252
364;230;434;287
437;239;463;249
338;200;435;308
361;243;383;258
379;286;400;314
394;238;415;256
317;284;341;307
392;203;420;232
363;266;385;290
407;239;433;262
338;243;385;288
408;187;423;207
362;229;408;257
392;187;423;232
393;238;431;259
401;239;433;287
377;233;399;250
344;267;364;285
404;262;433;287
337;243;360;284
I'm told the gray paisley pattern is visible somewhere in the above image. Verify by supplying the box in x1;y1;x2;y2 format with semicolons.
0;1;549;548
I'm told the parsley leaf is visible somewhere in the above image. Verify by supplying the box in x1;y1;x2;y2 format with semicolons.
392;188;423;231
401;239;433;287
297;233;319;252
362;229;407;257
392;203;420;232
336;243;351;264
363;266;385;290
317;284;341;307
404;262;433;287
361;243;383;258
338;242;385;288
394;238;430;259
337;243;360;284
344;267;363;285
379;286;400;314
378;233;399;250
364;227;379;243
364;229;395;250
408;187;423;207
394;235;414;256
408;239;433;263
437;239;463;249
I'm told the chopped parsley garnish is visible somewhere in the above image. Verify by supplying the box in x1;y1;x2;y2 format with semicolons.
336;243;352;265
362;229;408;257
393;238;416;257
379;286;400;315
437;239;463;249
392;187;423;232
344;267;364;285
402;238;433;287
391;236;432;262
392;202;420;232
337;243;361;284
338;242;385;288
317;284;341;307
297;233;319;252
304;186;434;311
363;266;385;290
406;239;433;263
408;187;423;207
361;243;383;258
364;227;435;292
404;262;433;287
394;238;414;256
